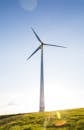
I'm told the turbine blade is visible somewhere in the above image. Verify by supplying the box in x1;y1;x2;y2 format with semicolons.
44;43;67;48
31;27;42;43
27;45;41;60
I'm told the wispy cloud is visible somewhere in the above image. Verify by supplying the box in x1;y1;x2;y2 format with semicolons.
7;101;17;106
19;0;38;11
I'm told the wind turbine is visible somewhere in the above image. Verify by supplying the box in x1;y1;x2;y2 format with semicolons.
27;28;66;112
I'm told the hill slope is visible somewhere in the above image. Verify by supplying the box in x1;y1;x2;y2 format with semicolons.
0;108;84;130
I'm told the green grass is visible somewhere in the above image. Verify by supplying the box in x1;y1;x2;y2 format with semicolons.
0;108;84;130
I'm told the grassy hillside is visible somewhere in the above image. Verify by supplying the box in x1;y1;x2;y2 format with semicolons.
0;108;84;130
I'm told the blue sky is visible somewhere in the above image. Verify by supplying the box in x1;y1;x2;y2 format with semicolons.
0;0;84;115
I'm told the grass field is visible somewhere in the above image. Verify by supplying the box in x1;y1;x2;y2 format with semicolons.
0;108;84;130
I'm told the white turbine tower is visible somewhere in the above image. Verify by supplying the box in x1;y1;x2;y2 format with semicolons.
27;28;66;112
